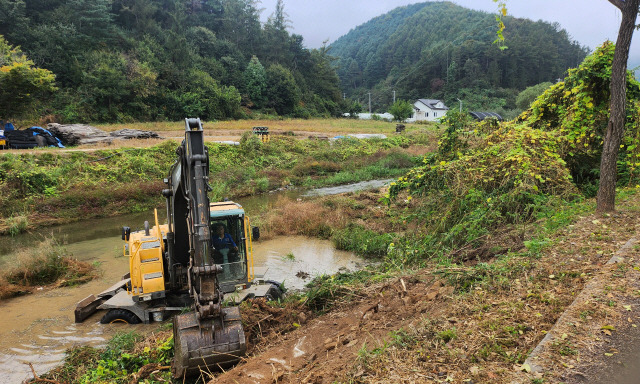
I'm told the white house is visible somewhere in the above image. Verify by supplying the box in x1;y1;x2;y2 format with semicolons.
412;99;449;122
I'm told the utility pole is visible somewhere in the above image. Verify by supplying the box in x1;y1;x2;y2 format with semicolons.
343;93;346;99
393;90;396;104
368;92;371;114
446;49;449;78
456;98;462;113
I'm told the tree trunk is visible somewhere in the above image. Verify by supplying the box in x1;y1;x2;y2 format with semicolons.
596;0;640;212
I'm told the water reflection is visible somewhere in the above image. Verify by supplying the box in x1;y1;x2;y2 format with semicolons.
0;178;392;381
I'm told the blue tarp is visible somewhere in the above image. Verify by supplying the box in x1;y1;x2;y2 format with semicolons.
28;126;65;148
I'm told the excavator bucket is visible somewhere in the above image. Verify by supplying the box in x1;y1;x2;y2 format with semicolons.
172;306;246;378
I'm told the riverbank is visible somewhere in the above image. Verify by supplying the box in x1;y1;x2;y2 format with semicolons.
0;119;436;235
29;185;640;384
15;110;640;383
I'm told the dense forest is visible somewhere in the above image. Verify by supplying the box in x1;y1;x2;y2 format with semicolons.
1;0;592;123
0;0;344;122
330;2;590;116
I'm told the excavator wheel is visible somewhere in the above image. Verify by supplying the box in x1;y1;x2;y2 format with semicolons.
172;307;246;378
265;284;283;301
100;309;141;324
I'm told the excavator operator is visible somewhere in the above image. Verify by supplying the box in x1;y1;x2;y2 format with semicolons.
212;224;238;263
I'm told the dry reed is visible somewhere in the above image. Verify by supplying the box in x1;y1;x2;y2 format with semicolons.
0;237;97;300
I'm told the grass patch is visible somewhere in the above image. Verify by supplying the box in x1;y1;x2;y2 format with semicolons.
0;237;97;299
304;269;392;313
331;223;394;257
1;125;432;232
259;197;341;239
5;213;28;236
43;331;173;384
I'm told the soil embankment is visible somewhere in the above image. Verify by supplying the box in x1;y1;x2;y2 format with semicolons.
214;194;640;384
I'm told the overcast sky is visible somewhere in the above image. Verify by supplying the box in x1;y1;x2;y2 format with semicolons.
258;0;640;69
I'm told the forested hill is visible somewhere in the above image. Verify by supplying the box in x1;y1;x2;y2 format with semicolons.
329;1;590;115
0;0;342;123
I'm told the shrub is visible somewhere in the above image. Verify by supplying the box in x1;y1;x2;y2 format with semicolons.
386;42;640;251
6;214;28;236
331;223;394;257
0;237;96;299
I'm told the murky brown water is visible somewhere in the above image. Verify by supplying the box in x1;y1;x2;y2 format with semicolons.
0;236;150;383
0;209;362;383
253;236;364;290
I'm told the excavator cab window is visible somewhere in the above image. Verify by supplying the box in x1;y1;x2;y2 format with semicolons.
211;216;247;284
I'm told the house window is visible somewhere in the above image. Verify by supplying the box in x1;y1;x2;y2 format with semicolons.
434;112;437;117
426;112;429;117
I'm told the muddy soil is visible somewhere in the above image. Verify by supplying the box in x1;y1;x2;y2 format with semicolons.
215;274;446;384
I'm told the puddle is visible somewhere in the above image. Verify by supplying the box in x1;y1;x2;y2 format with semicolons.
0;236;149;383
0;177;390;381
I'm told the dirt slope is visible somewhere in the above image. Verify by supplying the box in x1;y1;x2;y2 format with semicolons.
210;196;640;384
215;275;449;384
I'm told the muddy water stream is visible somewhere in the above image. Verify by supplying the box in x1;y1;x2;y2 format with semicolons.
0;188;368;382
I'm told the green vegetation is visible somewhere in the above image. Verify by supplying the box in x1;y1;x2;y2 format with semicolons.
0;0;345;123
5;213;28;236
43;331;173;384
389;100;414;122
0;35;56;121
0;131;431;232
331;2;588;116
3;3;638;383
305;270;392;313
386;42;640;254
285;43;640;314
332;224;394;257
516;82;553;110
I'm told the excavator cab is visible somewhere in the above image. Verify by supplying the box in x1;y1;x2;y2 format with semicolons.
209;202;255;293
209;201;282;304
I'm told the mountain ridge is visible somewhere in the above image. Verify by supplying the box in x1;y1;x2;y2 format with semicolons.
329;1;589;114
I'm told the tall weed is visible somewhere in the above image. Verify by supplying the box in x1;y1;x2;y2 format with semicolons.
331;223;394;257
0;237;96;298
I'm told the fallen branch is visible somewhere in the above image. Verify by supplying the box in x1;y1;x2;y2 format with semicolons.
26;363;64;384
128;363;170;384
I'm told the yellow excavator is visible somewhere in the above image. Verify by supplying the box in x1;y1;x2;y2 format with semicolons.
75;118;282;377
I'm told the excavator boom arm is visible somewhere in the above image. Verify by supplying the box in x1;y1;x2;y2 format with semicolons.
163;118;246;378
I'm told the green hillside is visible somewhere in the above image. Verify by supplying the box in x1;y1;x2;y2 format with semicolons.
0;0;343;123
330;2;589;116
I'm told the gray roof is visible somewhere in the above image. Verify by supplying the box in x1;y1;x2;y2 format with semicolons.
416;99;449;110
